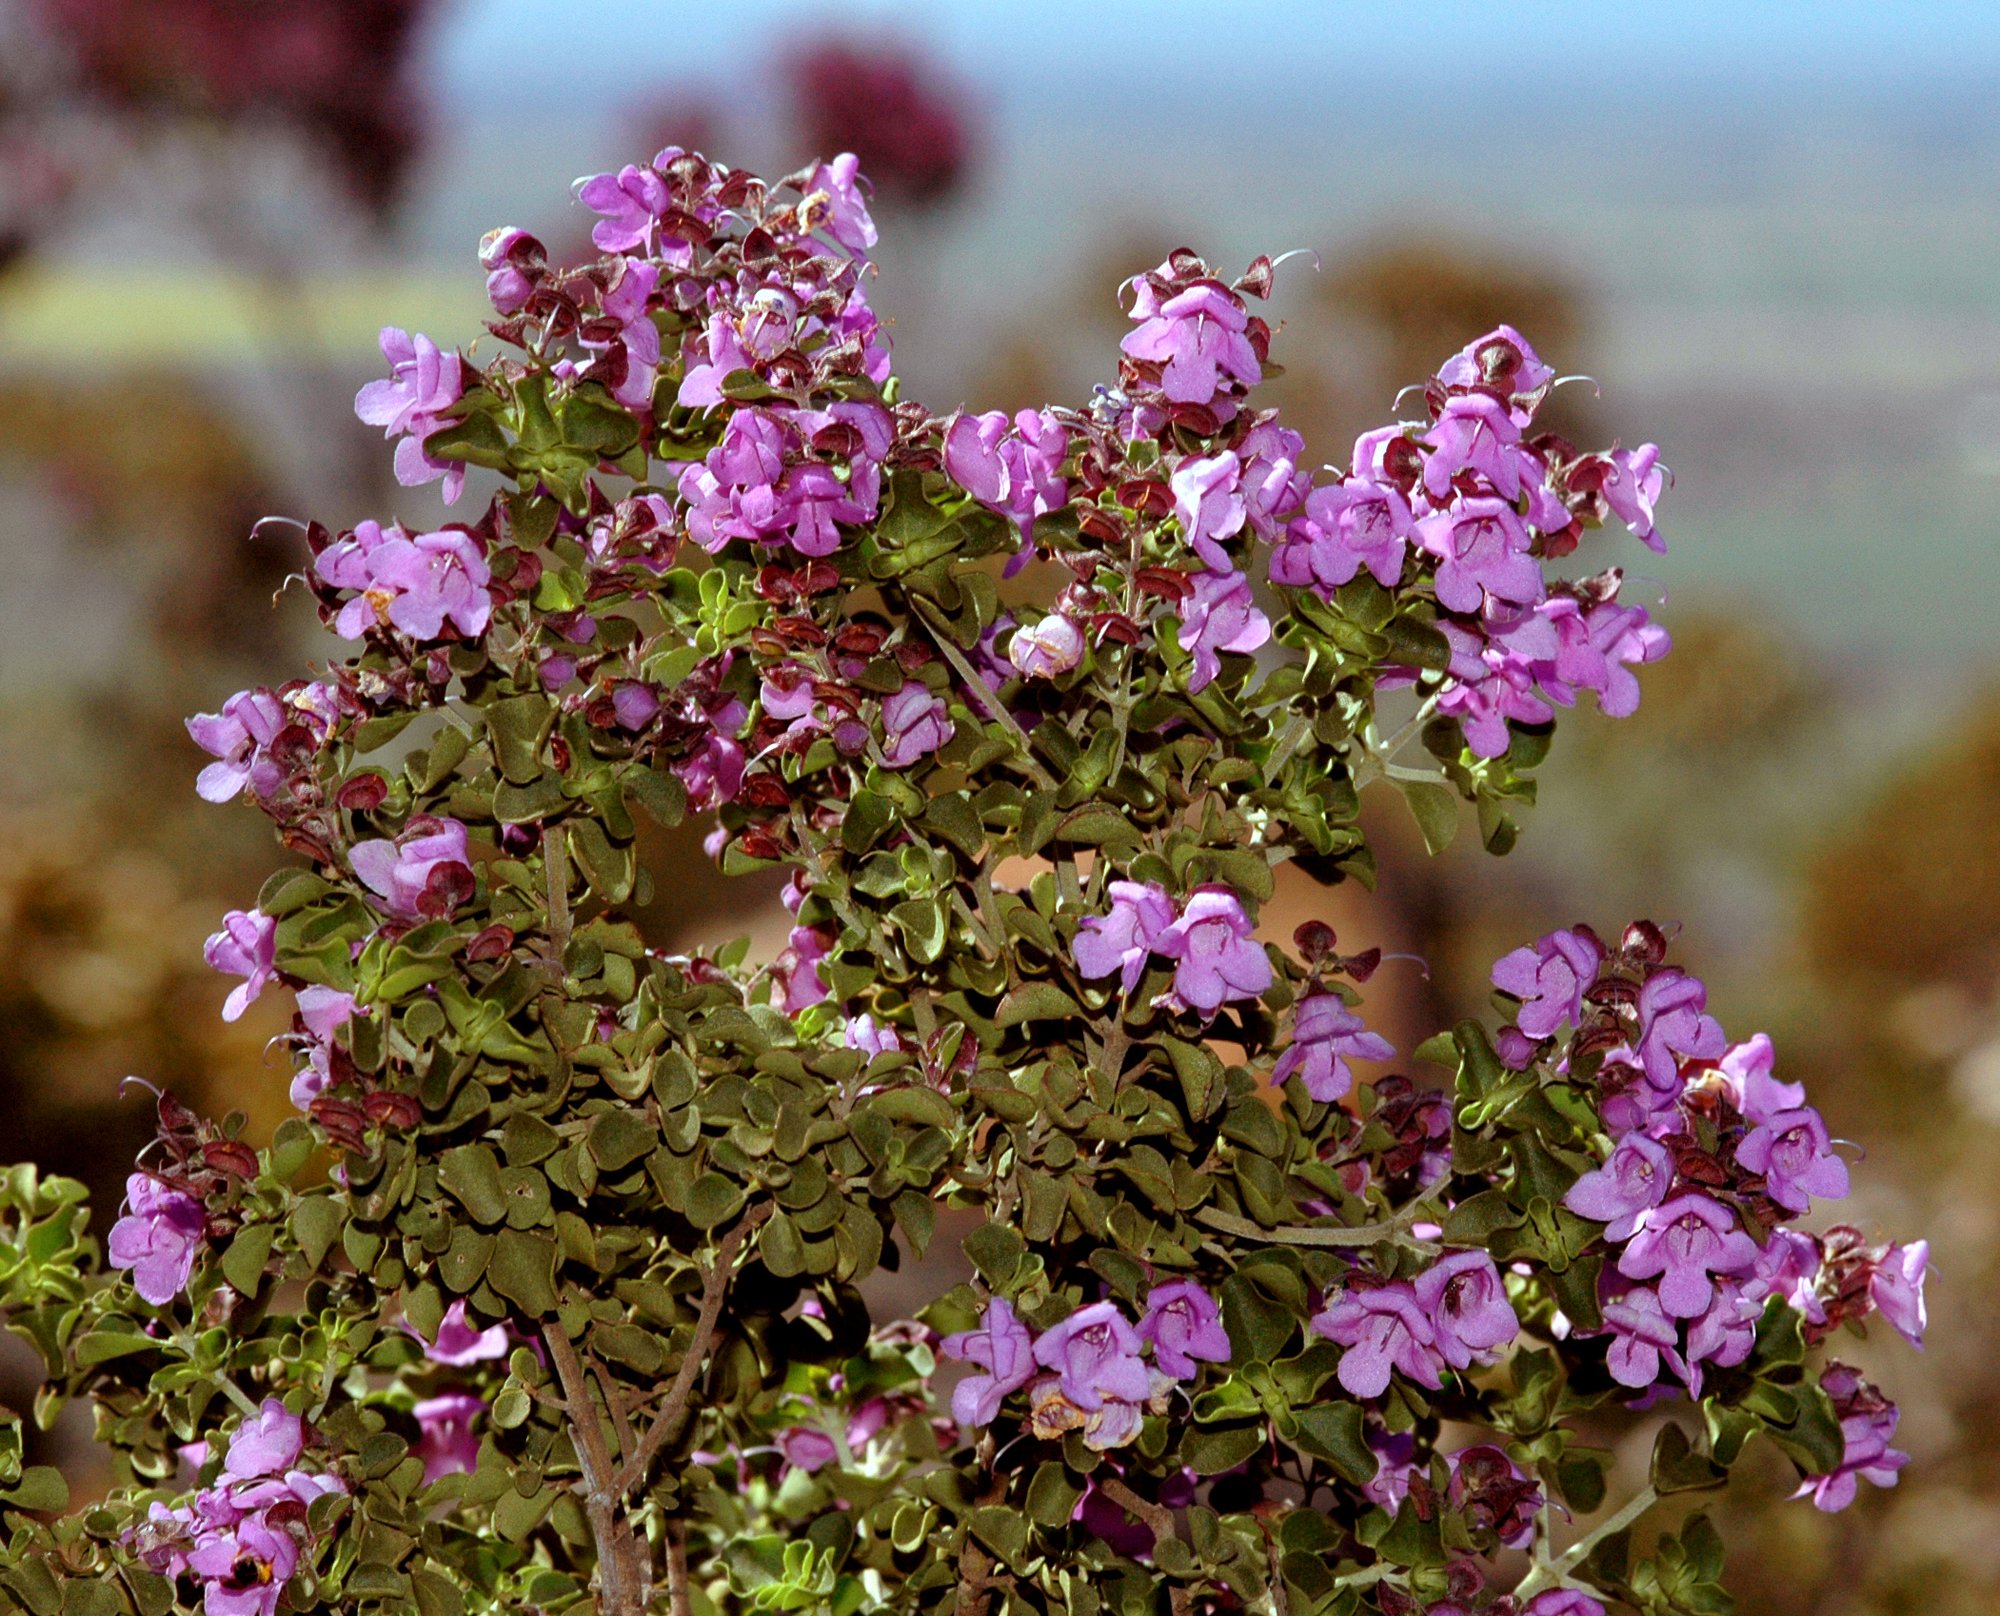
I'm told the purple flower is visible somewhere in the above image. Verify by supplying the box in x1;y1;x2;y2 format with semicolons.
1170;451;1247;571
1526;1592;1607;1616
940;1297;1036;1427
1600;444;1668;552
1269;475;1412;595
1799;1365;1907;1512
1718;1033;1804;1124
1436;326;1555;418
295;985;357;1040
186;1511;301;1616
677;734;745;810
1073;880;1175;996
1736;1106;1849;1213
1681;1282;1760;1396
413;1392;485;1483
479;226;544;315
944;409;1068;541
1625;968;1727;1093
186;688;307;804
1491;926;1601;1041
1600;1282;1680;1391
1415;497;1542;615
774;925;832;1014
1138;1280;1231;1379
1154;885;1272;1015
1618;1193;1759;1319
349;815;475;921
1033;1301;1153;1412
880;682;953;768
226;1399;304;1481
776;1425;840;1474
1239;421;1309;538
1121;278;1261;406
1177;569;1270;694
1311;1283;1440;1398
1564;1133;1672;1240
804;153;878;254
1009;615;1085;679
316;521;492;642
1435;615;1558;758
107;1173;206;1306
1271;992;1393;1102
1413;1250;1519;1370
844;1013;903;1058
578;163;670;252
417;1299;510;1366
204;908;277;1023
1748;1229;1827;1324
1869;1241;1928;1349
353;328;465;501
1424;392;1525;502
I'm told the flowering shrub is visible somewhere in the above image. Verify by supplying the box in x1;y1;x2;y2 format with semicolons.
0;147;1929;1616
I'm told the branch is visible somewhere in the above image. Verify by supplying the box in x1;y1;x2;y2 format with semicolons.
611;1205;771;1496
1098;1475;1177;1546
542;1321;649;1616
1515;1484;1661;1601
1194;1204;1439;1250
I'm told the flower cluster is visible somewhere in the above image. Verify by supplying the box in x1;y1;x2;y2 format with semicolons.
1311;1249;1520;1397
941;1285;1232;1453
127;1400;346;1616
1071;880;1273;1015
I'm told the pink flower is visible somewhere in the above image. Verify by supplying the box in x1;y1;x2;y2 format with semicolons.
107;1174;206;1306
349;815;474;921
880;683;953;768
804;152;878;254
1073;880;1175;997
1311;1284;1440;1398
1121;278;1260;406
1491;926;1602;1040
1271;992;1393;1103
204;908;277;1022
1868;1241;1928;1349
941;1297;1036;1427
1170;451;1246;571
1153;885;1272;1015
353;327;465;502
1177;568;1270;693
413;1392;485;1482
415;1299;510;1366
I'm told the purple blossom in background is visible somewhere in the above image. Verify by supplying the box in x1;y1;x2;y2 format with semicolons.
1121;277;1260;406
677;734;745;810
940;1297;1035;1427
1800;1365;1908;1512
1600;1282;1680;1391
1154;884;1272;1015
203;908;276;1022
1170;451;1246;571
1311;1284;1440;1398
106;1173;205;1306
419;1299;510;1365
1870;1241;1928;1349
1618;1193;1759;1319
880;682;953;768
1564;1133;1672;1240
1138;1280;1231;1379
1073;880;1175;996
1271;991;1393;1102
1177;568;1270;693
1033;1301;1152;1412
225;1399;303;1481
413;1392;485;1483
1009;615;1084;679
353;327;465;501
1491;926;1601;1040
1413;1250;1519;1370
776;1425;840;1474
349;815;475;921
1415;497;1542;615
804;152;878;254
1736;1106;1849;1213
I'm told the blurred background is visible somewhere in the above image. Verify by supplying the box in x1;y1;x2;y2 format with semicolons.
1;1;1996;1607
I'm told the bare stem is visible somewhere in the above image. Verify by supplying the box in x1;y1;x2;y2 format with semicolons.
1194;1204;1439;1250
1099;1475;1176;1546
1515;1484;1661;1600
542;1323;649;1616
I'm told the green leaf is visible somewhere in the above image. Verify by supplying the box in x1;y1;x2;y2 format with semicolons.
587;1109;656;1173
1398;778;1460;855
963;1222;1026;1288
1183;1422;1263;1475
439;1144;509;1226
1292;1403;1376;1484
1026;1461;1083;1528
684;1174;746;1230
968;1506;1030;1570
219;1225;275;1296
292;1194;344;1271
487;1230;559;1316
0;1465;68;1512
995;982;1082;1027
1651;1422;1727;1494
73;1331;161;1367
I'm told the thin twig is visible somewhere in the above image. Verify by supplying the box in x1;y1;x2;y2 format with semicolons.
1099;1475;1176;1545
1194;1204;1439;1250
612;1205;772;1496
666;1520;695;1616
542;1321;648;1616
1515;1484;1660;1600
